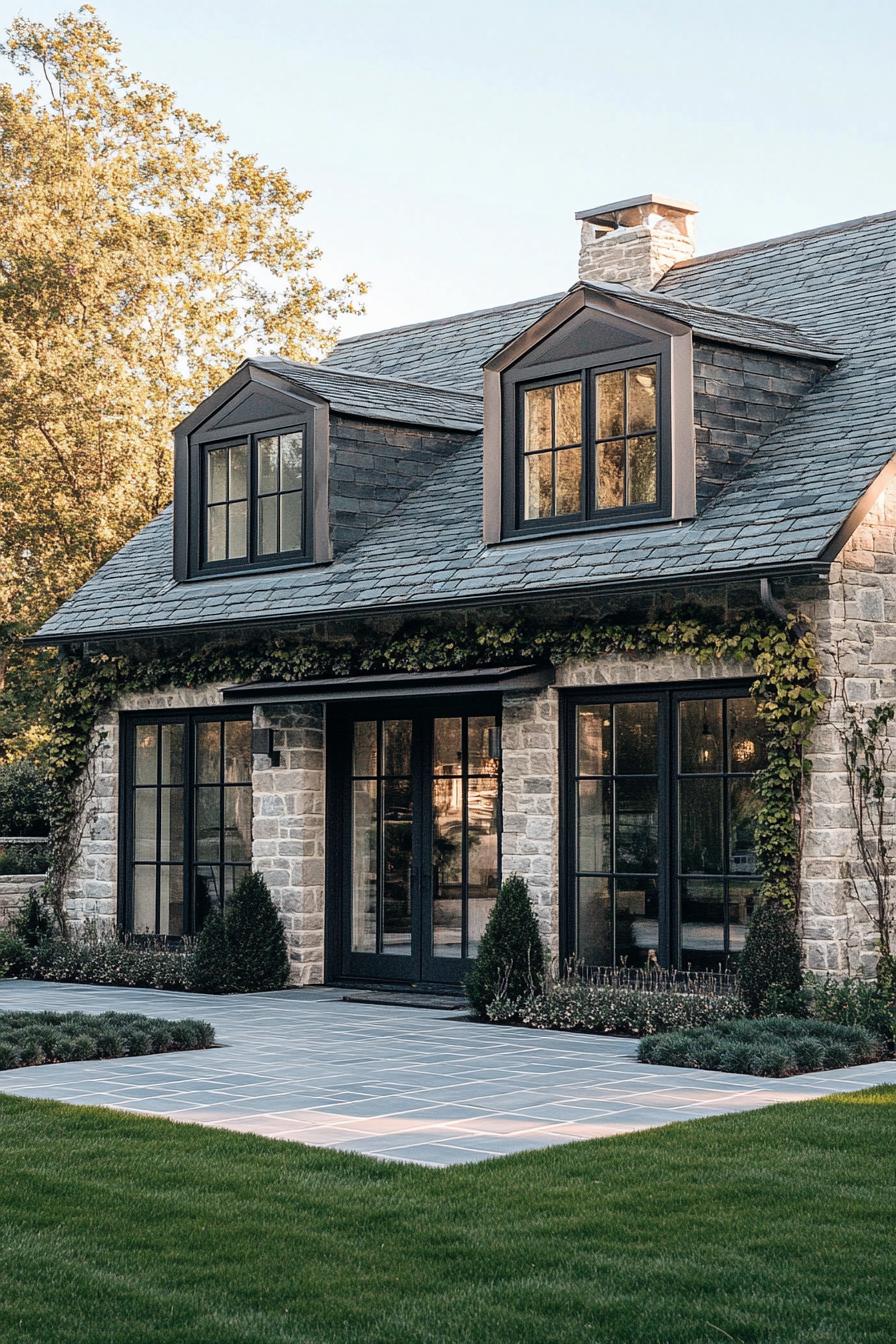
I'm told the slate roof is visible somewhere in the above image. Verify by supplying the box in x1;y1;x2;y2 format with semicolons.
250;357;482;431
34;209;896;644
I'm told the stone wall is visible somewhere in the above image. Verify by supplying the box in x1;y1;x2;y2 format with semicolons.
0;875;43;930
578;221;693;290
798;479;896;977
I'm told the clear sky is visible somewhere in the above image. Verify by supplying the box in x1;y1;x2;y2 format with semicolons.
2;0;894;338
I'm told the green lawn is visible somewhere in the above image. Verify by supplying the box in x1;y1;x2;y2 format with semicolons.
0;1089;893;1344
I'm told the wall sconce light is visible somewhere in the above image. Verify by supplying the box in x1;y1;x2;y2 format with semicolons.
487;725;502;762
251;727;281;767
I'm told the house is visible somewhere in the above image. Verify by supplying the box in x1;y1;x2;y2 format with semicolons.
33;195;896;989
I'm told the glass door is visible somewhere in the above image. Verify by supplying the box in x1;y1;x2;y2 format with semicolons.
335;706;501;986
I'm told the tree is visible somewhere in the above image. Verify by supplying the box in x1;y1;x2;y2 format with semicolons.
465;874;547;1018
0;7;364;663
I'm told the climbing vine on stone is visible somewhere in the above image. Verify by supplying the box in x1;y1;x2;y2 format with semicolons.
42;610;824;927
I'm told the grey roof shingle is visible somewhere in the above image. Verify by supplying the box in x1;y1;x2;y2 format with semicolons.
250;358;482;430
34;210;896;644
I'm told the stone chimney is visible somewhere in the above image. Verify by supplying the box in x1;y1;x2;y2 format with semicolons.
576;194;698;290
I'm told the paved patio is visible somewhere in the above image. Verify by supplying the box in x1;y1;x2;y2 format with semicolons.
1;979;893;1167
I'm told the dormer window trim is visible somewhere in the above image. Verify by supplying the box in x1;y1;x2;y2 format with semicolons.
173;363;331;582
482;285;696;545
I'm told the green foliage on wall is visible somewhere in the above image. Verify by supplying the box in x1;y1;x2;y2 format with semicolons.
41;611;824;925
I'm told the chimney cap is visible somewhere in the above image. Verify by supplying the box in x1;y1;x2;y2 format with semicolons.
575;193;699;227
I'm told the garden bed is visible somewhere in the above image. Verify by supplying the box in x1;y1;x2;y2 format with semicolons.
637;1016;885;1077
0;1010;214;1070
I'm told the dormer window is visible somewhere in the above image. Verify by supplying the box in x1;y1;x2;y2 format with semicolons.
173;363;330;580
483;286;695;544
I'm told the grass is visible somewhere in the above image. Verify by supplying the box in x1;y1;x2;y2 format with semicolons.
0;1010;214;1069
637;1014;885;1076
0;1089;894;1343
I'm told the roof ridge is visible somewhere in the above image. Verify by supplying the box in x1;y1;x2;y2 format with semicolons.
331;291;564;347
265;357;482;401
666;208;896;273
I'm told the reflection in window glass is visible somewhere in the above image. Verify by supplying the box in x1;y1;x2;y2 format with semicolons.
594;362;658;511
522;381;582;520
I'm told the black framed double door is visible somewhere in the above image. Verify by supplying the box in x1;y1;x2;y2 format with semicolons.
331;705;501;986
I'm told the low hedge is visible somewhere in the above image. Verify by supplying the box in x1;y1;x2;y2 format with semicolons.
0;1009;214;1071
637;1015;884;1077
14;936;197;991
488;974;746;1036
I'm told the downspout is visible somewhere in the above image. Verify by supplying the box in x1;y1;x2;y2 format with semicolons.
760;576;808;637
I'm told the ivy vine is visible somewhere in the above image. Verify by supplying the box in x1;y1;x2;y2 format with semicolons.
42;610;824;927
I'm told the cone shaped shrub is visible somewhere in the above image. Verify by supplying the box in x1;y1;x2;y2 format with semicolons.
225;872;290;993
465;874;546;1018
738;899;803;1015
191;909;230;993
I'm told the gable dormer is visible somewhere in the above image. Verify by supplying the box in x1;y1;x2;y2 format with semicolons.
173;363;331;580
482;284;696;543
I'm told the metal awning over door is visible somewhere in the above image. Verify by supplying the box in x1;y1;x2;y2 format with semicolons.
221;663;554;707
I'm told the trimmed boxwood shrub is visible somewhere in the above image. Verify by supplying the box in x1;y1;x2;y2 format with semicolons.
637;1015;883;1077
0;1009;214;1071
192;872;289;994
738;900;803;1015
465;875;546;1019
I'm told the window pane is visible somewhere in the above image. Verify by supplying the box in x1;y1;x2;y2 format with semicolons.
383;778;412;955
258;494;278;555
730;779;760;875
159;866;184;938
133;790;157;862
597;439;624;510
224;787;252;862
207;449;228;504
467;716;498;775
223;865;249;903
577;705;611;776
433;772;462;958
280;431;304;492
554;381;581;446
132;866;157;933
351;779;378;952
257;436;279;494
627;364;657;433
679;777;723;873
728;882;759;955
680;879;726;968
679;699;723;772
524;451;553;519
158;788;184;863
577;875;612;966
615;702;657;774
577;780;611;872
597;369;624;438
229;443;248;499
524;386;552;451
206;505;227;563
434;717;463;776
224;720;252;783
196;722;221;783
228;501;247;559
728;698;766;772
159;724;184;786
467;776;499;958
280;493;303;553
555;447;582;516
627;435;657;505
195;787;221;863
616;877;659;968
352;721;377;777
383;720;412;776
615;778;658;873
134;725;158;785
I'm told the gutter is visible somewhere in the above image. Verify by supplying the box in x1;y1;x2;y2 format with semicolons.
760;576;809;636
27;559;830;650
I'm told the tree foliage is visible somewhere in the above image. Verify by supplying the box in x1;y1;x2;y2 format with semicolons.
0;6;364;650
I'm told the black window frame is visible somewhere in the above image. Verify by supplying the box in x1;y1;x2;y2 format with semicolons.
118;709;253;940
195;415;313;576
509;345;669;537
559;681;763;972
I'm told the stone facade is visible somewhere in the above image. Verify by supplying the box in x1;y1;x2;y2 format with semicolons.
0;875;43;930
578;220;694;290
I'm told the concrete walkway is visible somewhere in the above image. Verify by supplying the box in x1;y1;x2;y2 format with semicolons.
1;979;893;1167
